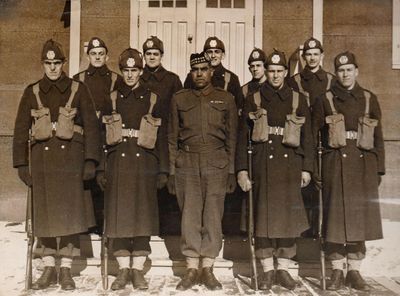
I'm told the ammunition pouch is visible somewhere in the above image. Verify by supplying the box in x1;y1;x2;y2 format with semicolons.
357;116;378;151
325;113;346;148
56;106;77;140
282;113;305;147
102;113;123;145
137;114;161;149
31;107;53;141
249;108;268;142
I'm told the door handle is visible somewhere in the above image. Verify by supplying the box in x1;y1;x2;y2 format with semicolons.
187;34;193;44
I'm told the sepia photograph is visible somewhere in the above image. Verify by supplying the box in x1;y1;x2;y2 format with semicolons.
0;0;399;295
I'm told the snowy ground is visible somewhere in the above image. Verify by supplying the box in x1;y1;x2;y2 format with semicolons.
0;219;399;295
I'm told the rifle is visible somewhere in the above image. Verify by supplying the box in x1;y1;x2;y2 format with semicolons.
317;132;326;290
101;147;109;290
25;131;34;290
247;130;258;290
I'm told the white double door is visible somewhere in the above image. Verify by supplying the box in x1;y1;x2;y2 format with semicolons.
131;0;258;84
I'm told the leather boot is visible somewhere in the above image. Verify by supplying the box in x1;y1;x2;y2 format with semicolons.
201;267;222;290
32;266;57;290
275;270;297;290
327;269;344;290
59;267;76;290
345;270;370;291
111;268;131;290
176;268;198;291
258;270;275;290
131;269;148;290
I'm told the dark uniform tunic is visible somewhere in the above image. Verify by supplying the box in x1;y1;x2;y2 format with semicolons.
168;84;237;258
13;73;100;249
102;83;168;243
287;66;335;237
312;81;384;259
236;82;314;258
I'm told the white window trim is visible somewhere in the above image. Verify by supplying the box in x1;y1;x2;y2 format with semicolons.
313;0;323;43
69;0;81;77
393;0;400;69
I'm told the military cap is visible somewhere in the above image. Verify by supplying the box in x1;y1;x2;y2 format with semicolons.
119;48;143;69
334;51;358;70
87;37;108;54
203;36;225;53
302;37;323;53
265;49;287;68
143;36;164;54
190;52;211;67
248;48;266;65
41;39;65;61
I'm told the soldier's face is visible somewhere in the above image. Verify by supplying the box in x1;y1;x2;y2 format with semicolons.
303;48;323;69
206;49;224;67
88;47;108;68
249;61;266;80
122;67;143;86
266;65;287;89
190;62;213;88
336;64;358;90
43;59;64;81
144;49;162;68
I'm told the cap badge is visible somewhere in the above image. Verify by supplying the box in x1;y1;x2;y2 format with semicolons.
252;51;260;59
127;58;136;67
92;39;100;47
339;55;348;64
308;40;317;48
210;40;217;47
46;50;56;60
146;40;154;48
271;54;281;64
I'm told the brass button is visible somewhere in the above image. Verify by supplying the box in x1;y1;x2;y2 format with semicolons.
123;138;127;142
136;153;140;157
122;124;126;128
284;154;288;158
343;153;347;158
44;146;49;151
121;153;125;157
269;155;273;159
360;154;364;158
268;140;272;144
61;145;65;149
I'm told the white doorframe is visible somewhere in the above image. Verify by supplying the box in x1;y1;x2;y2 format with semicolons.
69;0;81;77
313;0;323;43
130;0;140;49
254;0;263;48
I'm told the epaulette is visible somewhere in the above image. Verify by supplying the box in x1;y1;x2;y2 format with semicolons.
28;80;41;88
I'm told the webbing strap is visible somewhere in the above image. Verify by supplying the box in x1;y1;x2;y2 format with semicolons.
253;91;261;109
325;91;337;115
110;91;117;113
148;92;157;114
79;72;85;83
110;72;117;92
32;84;43;109
364;91;371;117
294;74;310;106
223;72;231;91
242;84;249;98
65;81;79;108
326;74;333;90
292;91;299;114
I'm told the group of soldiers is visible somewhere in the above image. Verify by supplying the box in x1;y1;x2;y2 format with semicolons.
13;34;385;292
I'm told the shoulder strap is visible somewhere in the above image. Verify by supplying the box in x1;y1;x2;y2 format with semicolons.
294;74;310;106
65;81;79;109
326;73;333;90
364;90;371;117
253;91;261;109
242;84;249;98
223;72;231;91
110;91;118;113
292;91;299;114
32;83;43;109
325;91;337;115
79;72;85;83
148;92;157;114
110;72;117;92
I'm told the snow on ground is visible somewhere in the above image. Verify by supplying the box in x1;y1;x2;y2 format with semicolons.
0;220;399;295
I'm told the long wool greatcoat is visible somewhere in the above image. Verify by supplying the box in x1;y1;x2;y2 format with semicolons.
13;73;100;237
236;82;314;238
102;83;168;238
312;81;385;244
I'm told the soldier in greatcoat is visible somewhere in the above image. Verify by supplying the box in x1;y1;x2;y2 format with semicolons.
168;52;237;291
287;37;335;237
96;48;168;291
13;39;100;290
236;49;313;291
74;37;123;235
312;51;385;291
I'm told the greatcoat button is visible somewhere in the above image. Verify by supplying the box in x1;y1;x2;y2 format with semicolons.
136;153;140;157
284;154;288;158
122;124;125;127
44;146;49;151
269;155;273;159
61;145;65;149
123;138;127;142
360;154;364;158
343;153;347;158
268;140;272;144
121;153;125;157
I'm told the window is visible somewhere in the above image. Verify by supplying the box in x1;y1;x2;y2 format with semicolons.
148;0;187;8
206;0;245;8
393;0;400;69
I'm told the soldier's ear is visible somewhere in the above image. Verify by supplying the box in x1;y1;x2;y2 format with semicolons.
354;67;359;78
106;55;109;62
283;69;288;78
221;52;225;60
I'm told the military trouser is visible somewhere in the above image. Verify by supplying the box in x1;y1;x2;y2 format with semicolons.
255;237;296;259
112;236;151;257
325;241;366;260
175;149;228;258
34;234;81;257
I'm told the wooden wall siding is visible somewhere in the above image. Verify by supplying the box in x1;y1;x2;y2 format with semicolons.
323;0;400;140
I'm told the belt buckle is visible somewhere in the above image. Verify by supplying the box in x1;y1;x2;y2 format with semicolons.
128;129;134;137
51;122;57;131
273;126;280;135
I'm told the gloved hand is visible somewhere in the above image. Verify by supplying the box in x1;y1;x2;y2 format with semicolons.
226;174;237;193
301;171;311;188
96;171;107;191
237;171;252;192
83;160;96;181
157;173;168;189
167;175;176;195
18;165;32;187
